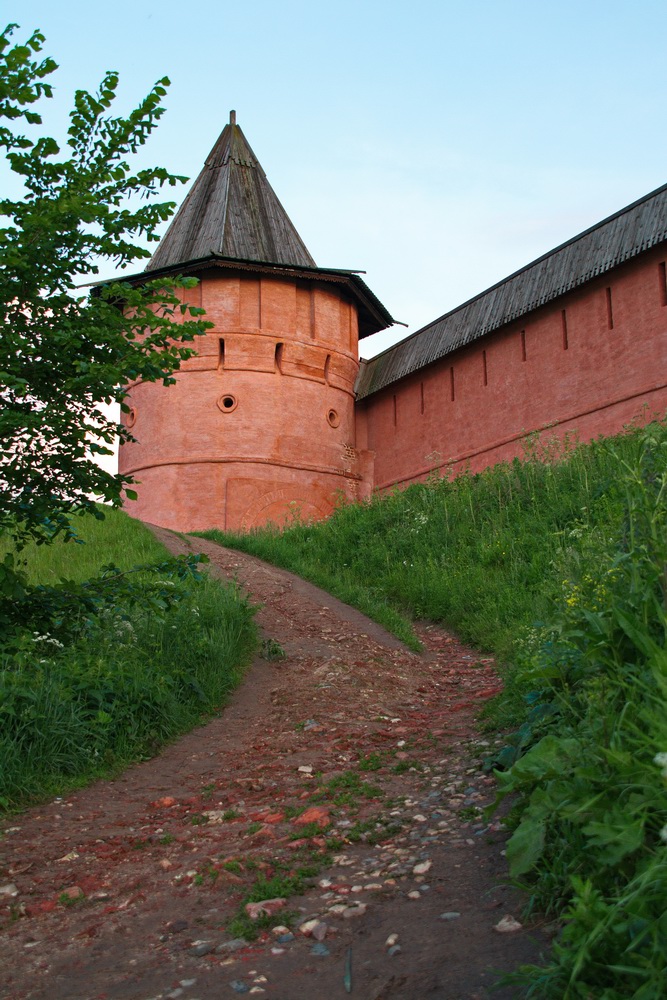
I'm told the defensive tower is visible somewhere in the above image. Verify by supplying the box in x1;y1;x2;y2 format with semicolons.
119;113;394;531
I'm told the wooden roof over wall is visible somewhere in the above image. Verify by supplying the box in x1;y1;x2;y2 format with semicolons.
356;182;667;399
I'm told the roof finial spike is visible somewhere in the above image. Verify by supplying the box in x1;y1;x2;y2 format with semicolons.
229;110;236;126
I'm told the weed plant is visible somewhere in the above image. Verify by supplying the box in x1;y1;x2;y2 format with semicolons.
493;424;667;997
0;509;257;809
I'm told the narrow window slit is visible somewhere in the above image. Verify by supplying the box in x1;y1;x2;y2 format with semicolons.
393;395;397;427
561;310;569;351
218;338;225;369
482;350;488;386
660;262;667;307
520;330;527;362
420;382;425;415
324;354;331;385
605;287;614;329
275;342;283;372
450;366;455;401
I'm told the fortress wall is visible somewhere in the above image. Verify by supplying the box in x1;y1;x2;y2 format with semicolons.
360;246;667;491
119;272;366;531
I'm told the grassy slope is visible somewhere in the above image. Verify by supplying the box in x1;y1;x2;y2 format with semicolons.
0;508;257;809
198;428;629;663
4;505;171;584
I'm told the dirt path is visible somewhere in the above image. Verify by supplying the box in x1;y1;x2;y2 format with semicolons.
0;530;548;1000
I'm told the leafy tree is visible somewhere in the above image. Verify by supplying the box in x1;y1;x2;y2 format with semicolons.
0;23;210;598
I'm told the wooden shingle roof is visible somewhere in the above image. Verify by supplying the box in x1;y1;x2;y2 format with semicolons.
356;182;667;399
147;112;317;271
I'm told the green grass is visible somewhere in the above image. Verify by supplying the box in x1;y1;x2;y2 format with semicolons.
0;507;257;810
226;867;316;941
197;426;634;662
1;506;170;584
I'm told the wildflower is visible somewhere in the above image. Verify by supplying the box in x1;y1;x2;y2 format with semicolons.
654;753;667;778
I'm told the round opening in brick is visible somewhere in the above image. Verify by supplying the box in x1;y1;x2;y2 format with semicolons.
327;408;340;428
217;394;238;413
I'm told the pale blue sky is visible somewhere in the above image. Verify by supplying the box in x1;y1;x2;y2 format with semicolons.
7;1;667;356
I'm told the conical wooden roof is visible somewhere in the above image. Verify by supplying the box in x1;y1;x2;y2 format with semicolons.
147;113;316;271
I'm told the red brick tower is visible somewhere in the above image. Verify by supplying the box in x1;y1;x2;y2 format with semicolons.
119;113;393;531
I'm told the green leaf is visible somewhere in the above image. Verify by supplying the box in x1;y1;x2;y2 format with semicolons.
506;814;546;875
582;812;645;866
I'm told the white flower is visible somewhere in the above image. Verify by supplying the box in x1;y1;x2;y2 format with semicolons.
654;753;667;778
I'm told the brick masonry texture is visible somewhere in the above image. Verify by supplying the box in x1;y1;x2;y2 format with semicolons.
119;272;370;531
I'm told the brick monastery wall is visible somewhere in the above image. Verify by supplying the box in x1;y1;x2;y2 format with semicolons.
358;246;667;492
119;271;371;531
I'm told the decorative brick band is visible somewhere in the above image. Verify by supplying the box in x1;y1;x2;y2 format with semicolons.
123;455;362;481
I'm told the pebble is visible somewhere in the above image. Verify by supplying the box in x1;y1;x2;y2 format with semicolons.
342;903;367;919
299;918;325;938
230;982;249;994
203;810;227;823
216;938;248;954
494;915;523;933
439;911;461;921
245;898;286;920
190;941;215;957
311;942;330;956
407;891;421;900
413;860;432;875
0;884;19;898
385;933;399;947
388;945;402;957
